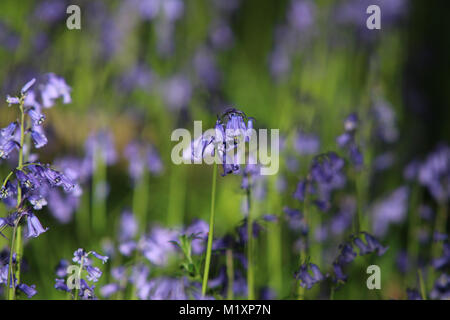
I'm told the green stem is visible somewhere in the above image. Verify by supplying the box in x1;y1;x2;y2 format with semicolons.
201;163;217;296
247;182;255;300
226;248;234;300
418;269;427;300
7;98;26;300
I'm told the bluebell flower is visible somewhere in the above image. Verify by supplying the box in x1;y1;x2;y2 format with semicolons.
27;108;46;126
25;212;48;238
336;243;357;265
432;243;450;270
141;227;178;266
1;122;18;138
430;273;450;300
0;181;17;200
0;140;20;159
294;132;320;155
354;232;389;256
17;283;37;298
184;219;209;254
40;73;72;108
21;78;36;94
295;263;324;289
85;266;102;282
55;259;69;278
417;144;450;203
6;95;20;106
336;113;364;168
406;289;422;300
78;279;95;299
119;210;138;241
371;186;409;236
333;262;347;283
30;129;48;148
100;283;120;298
54;278;70;292
283;207;308;235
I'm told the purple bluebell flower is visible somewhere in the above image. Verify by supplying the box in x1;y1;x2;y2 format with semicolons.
17;283;37;298
39;73;72;108
283;207;308;235
371;186;409;236
406;289;422;300
141;227;178;266
430;273;450;300
0;140;20;159
184;219;209;255
333;262;347;283
21;78;36;94
287;0;316;32
91;251;109;264
85;130;117;166
6;95;20;106
54;278;70;292
119;210;138;241
417;144;450;203
55;259;69;278
100;283;120;298
85;266;102;282
354;232;389;256
432;243;450;270
147;146;164;175
25;212;48;238
294;132;320;155
1;122;18;138
163;75;192;110
27;108;46;126
295;263;324;289
30;129;48;149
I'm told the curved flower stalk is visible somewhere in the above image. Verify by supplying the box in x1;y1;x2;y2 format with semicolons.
188;108;256;297
54;248;108;300
1;76;74;299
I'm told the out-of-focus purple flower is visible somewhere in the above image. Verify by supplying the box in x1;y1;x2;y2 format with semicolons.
430;273;450;300
406;288;422;300
141;227;179;266
38;73;72;108
373;152;395;172
120;210;138;241
210;22;234;50
283;207;308;235
34;0;67;23
147;146;164;175
308;152;346;210
372;100;399;143
163;75;192;110
294;132;320;155
417;145;450;203
184;219;209;255
85;130;117;167
371;186;409;236
55;259;69;278
432;243;450;270
194;48;221;90
287;0;316;32
100;283;120;298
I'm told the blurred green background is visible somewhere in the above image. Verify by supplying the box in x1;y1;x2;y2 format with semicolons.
0;0;448;299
